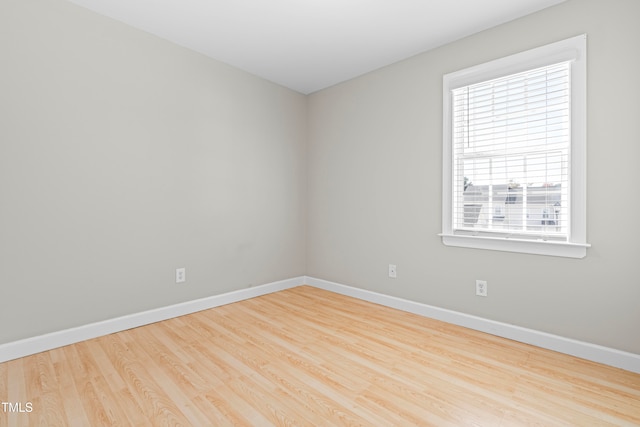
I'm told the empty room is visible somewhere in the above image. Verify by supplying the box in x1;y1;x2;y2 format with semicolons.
1;0;639;425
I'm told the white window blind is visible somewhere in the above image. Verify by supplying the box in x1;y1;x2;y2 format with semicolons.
452;62;570;241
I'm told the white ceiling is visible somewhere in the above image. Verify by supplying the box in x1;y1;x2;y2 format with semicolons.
65;0;565;94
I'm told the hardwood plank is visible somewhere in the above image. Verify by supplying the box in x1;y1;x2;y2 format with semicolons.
47;347;91;427
100;332;195;426
5;359;29;427
66;342;129;426
1;285;639;426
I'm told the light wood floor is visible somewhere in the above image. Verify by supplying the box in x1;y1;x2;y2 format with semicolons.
1;286;639;426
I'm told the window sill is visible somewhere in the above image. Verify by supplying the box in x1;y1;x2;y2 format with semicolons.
439;233;590;258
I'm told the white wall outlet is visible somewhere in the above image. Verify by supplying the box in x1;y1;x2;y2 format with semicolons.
388;264;397;278
476;280;487;297
176;267;186;283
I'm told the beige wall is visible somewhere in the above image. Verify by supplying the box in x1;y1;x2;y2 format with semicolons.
0;0;307;343
307;0;640;354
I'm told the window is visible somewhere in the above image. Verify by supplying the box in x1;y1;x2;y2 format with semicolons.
441;35;589;258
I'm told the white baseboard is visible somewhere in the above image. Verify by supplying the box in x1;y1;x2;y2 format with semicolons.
304;276;640;374
3;275;639;374
0;276;304;363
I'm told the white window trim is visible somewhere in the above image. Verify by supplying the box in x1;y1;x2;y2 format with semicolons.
441;34;590;258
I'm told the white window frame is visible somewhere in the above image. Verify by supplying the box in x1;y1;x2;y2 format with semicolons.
441;35;590;258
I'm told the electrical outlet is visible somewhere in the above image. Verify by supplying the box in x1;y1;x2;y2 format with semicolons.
389;264;397;278
476;280;487;297
176;267;186;283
